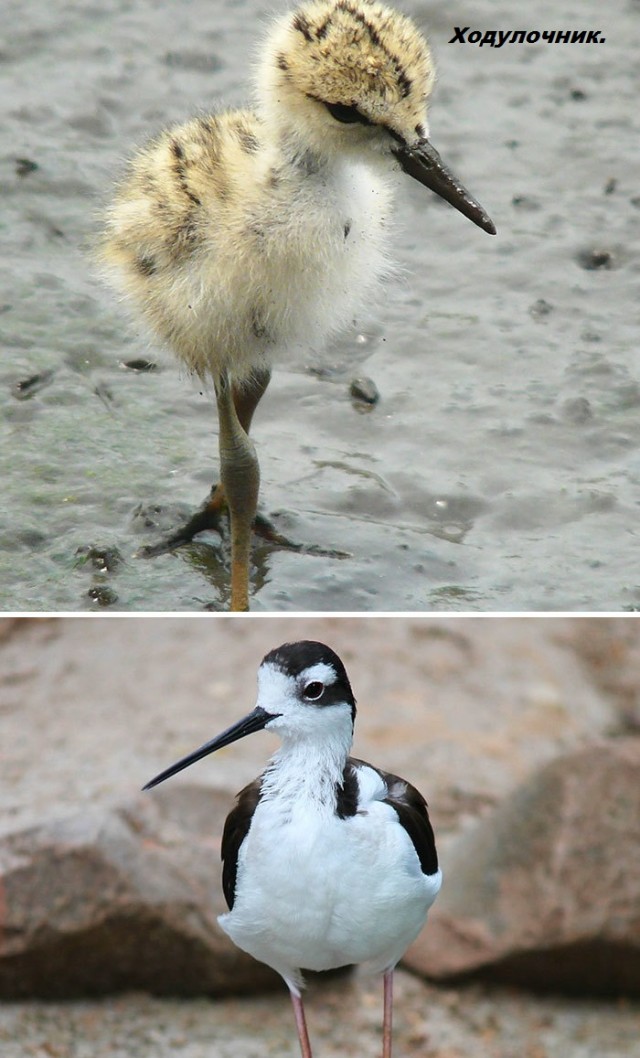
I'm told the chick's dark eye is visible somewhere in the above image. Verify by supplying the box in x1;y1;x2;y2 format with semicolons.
324;101;370;125
304;681;325;700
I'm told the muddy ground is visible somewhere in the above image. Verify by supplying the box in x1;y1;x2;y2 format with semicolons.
2;0;639;610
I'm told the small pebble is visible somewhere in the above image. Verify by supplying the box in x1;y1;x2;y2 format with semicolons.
349;376;380;406
12;369;55;400
122;359;157;372
512;195;541;211
529;298;553;320
87;585;119;607
75;545;123;573
577;248;614;271
15;157;38;176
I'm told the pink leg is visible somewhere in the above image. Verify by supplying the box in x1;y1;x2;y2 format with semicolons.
289;987;313;1058
383;969;394;1058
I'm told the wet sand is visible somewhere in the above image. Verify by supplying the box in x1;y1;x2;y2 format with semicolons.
1;0;638;610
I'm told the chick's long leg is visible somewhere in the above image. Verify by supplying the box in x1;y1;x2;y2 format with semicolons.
215;369;260;612
138;367;270;558
203;366;271;523
223;370;342;556
138;364;348;562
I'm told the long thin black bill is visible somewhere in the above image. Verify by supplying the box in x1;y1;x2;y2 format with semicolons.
142;706;278;791
393;138;496;235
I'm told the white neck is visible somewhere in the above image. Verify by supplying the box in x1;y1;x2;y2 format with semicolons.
260;722;353;810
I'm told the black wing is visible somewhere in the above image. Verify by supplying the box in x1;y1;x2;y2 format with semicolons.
349;756;439;876
221;778;262;910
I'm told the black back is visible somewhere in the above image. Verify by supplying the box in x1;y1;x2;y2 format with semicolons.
335;760;360;819
221;778;262;910
349;757;439;876
221;758;438;909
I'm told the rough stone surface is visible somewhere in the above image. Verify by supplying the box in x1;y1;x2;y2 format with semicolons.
0;784;279;998
0;616;622;843
405;739;640;996
3;616;640;1058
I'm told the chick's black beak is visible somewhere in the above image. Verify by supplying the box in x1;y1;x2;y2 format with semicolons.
142;706;279;791
393;138;496;235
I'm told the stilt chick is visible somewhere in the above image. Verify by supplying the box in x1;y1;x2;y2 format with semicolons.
100;0;495;610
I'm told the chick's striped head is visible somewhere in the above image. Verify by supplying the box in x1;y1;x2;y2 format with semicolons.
259;0;436;150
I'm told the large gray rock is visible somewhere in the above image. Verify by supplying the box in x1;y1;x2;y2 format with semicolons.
0;784;279;998
405;739;640;995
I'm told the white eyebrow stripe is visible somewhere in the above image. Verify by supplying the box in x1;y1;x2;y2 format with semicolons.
300;661;337;684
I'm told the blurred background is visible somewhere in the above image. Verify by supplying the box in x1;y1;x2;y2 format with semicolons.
1;615;639;1055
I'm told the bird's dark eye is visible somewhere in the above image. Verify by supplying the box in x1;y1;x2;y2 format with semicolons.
324;101;371;125
304;681;325;700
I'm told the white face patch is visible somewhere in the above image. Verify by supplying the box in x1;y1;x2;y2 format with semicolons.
255;656;354;742
256;660;337;715
256;663;296;717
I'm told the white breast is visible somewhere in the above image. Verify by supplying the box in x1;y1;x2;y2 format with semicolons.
218;772;441;987
186;158;394;381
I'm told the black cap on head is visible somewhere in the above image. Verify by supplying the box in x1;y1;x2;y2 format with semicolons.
262;640;357;721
